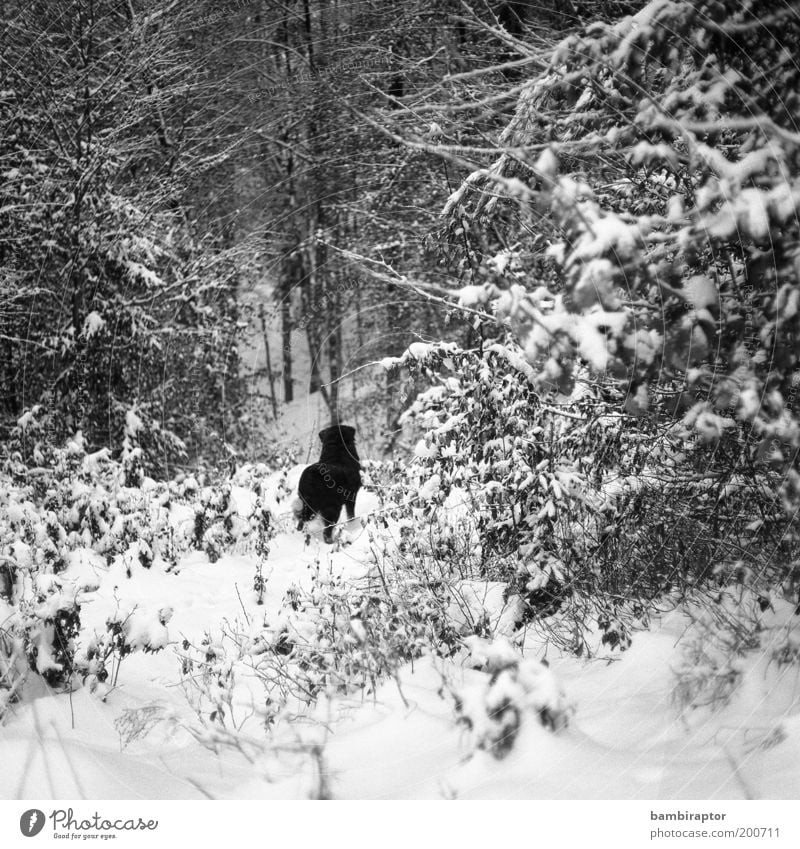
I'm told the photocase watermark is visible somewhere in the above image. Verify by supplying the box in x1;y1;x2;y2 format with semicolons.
18;807;159;839
275;275;363;360
248;55;393;103
178;0;252;33
316;462;358;499
293;276;361;333
20;809;46;837
171;3;394;102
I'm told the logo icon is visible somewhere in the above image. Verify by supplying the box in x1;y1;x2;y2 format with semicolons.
19;810;46;837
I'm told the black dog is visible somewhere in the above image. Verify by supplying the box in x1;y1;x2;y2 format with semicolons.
296;424;361;543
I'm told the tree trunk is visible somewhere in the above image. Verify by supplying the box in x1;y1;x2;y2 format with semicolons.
327;277;342;421
280;272;294;404
258;303;279;419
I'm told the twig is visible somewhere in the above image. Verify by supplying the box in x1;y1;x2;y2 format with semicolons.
234;584;251;627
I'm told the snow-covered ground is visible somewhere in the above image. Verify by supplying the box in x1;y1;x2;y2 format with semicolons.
2;473;799;801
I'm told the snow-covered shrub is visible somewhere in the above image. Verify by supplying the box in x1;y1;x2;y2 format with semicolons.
186;468;278;564
11;574;83;689
0;611;26;719
178;637;241;729
405;0;800;672
191;484;233;562
381;335;800;656
0;431;281;701
384;342;582;572
451;636;571;758
76;605;173;698
380;343;657;649
171;548;465;737
120;410;145;488
673;588;800;714
258;565;461;702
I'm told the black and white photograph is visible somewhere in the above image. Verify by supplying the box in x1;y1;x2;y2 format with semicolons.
1;0;800;831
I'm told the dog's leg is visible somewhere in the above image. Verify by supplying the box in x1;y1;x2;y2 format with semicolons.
344;496;356;522
320;505;342;544
296;502;313;532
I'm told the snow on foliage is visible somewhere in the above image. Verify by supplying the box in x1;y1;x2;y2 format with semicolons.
0;433;281;703
124;260;164;288
456;283;499;309
453;636;571;757
125;408;143;438
3;0;800;799
1;403;799;796
439;0;800;510
82;311;106;338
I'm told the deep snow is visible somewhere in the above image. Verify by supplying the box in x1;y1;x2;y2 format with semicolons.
2;474;799;801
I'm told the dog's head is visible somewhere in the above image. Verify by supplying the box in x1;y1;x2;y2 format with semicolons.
319;424;356;444
317;424;360;465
